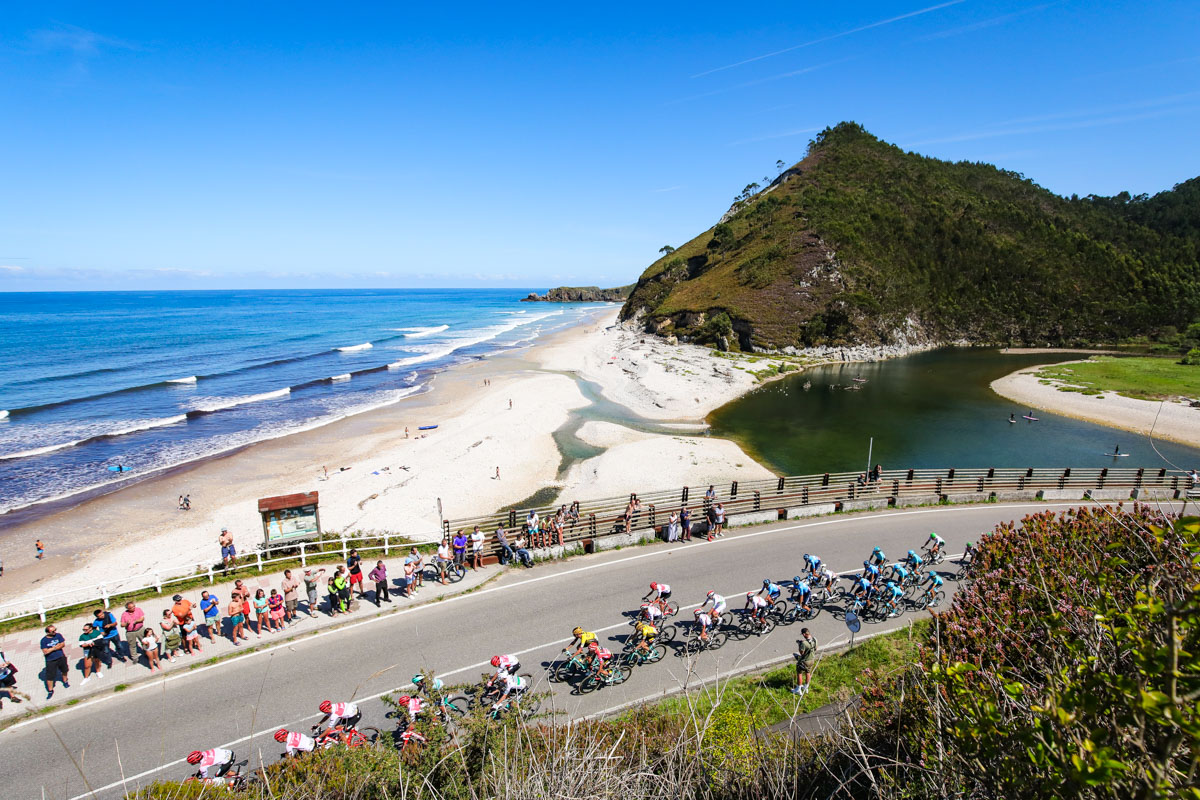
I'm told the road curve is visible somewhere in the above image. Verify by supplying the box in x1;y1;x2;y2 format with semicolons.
3;501;1097;800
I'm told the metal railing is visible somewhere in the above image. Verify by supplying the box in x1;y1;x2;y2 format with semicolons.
1;466;1186;627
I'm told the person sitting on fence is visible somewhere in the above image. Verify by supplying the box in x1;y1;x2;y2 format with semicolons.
567;500;580;522
512;534;533;567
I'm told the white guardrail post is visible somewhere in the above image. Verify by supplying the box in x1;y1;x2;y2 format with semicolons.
154;572;162;594
99;584;109;609
38;599;46;623
256;550;263;572
384;534;390;556
208;564;214;584
341;536;348;559
300;542;307;567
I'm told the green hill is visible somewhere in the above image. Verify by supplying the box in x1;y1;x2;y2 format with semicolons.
620;122;1200;350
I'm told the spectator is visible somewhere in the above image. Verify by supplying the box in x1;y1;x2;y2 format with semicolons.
401;558;415;598
302;568;325;616
171;594;193;626
227;594;248;644
281;570;300;624
513;534;533;568
252;588;273;635
705;485;716;507
680;506;692;541
436;538;452;585
36;539;45;560
793;628;817;696
40;624;69;699
200;591;221;640
346;549;365;599
495;526;514;565
452;530;467;567
714;503;726;538
181;615;202;655
77;623;105;685
856;472;867;487
120;601;145;660
667;510;680;542
219;527;236;569
267;589;285;629
160;610;182;661
470;526;485;570
368;560;389;605
93;607;122;664
139;627;163;671
334;567;351;610
327;576;345;615
567;500;580;522
705;504;718;542
0;649;27;709
404;547;423;592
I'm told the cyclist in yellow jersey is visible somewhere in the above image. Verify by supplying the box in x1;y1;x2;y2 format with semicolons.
632;621;657;656
569;626;597;656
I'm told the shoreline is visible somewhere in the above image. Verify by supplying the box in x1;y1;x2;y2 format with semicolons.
990;360;1200;449
0;309;781;613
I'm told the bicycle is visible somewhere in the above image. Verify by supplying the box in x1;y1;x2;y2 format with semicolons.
922;545;947;567
488;692;543;720
425;560;465;584
467;672;533;707
550;650;591;683
621;641;666;667
684;626;727;654
738;612;777;638
185;763;257;791
315;725;379;749
913;585;946;610
576;661;629;693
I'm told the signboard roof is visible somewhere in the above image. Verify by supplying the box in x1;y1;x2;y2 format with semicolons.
258;492;319;513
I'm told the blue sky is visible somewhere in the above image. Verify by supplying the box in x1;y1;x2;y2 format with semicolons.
1;1;1197;291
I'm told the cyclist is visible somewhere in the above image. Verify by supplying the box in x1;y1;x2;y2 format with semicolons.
760;579;783;603
745;591;769;622
861;560;881;585
568;626;597;657
489;654;521;683
961;541;976;566
802;553;822;577
692;608;714;643
585;641;614;679
700;590;727;618
850;574;875;605
814;565;838;591
630;619;658;656
637;601;664;626
394;694;426;746
868;546;887;567
411;674;444;703
186;748;234;780
884;581;904;616
905;549;924;573
923;570;944;598
790;577;812;612
642;581;672;608
925;532;946;558
314;700;360;733
890;561;911;587
492;671;529;711
275;728;316;757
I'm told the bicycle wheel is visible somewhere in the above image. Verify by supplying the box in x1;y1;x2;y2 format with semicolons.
357;727;382;746
658;623;677;643
709;630;728;650
552;656;577;683
577;673;599;694
771;599;792;623
448;564;466;583
662;600;679;616
930;590;945;608
609;665;630;685
518;695;543;720
444;694;470;721
646;643;665;663
737;617;756;640
719;610;734;629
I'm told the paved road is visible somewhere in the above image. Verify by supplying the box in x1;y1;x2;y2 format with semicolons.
3;502;1085;800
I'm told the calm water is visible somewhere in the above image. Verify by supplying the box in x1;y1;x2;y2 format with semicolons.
708;348;1200;476
0;290;609;516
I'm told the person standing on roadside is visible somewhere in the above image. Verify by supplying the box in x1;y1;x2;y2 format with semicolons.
120;601;145;660
469;526;485;570
280;569;300;624
495;526;514;565
404;547;423;592
452;530;467;567
346;549;364;599
793;628;817;696
334;566;351;610
218;527;236;569
714;503;726;538
94;607;122;663
680;506;692;541
0;649;28;709
200;591;221;640
77;623;105;685
368;560;389;605
40;624;69;698
227;593;248;644
302;567;326;616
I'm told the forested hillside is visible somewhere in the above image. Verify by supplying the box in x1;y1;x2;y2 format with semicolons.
621;123;1200;350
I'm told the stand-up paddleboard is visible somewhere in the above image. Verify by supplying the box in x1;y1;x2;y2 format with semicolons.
418;425;438;430
1105;452;1130;457
1008;418;1017;423
107;465;132;472
1023;415;1039;421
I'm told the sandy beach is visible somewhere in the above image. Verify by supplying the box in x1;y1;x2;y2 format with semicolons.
991;361;1200;449
0;308;781;613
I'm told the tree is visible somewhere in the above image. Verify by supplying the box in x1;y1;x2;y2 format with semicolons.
658;245;675;255
776;159;786;173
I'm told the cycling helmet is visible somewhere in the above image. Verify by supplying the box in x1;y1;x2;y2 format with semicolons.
412;673;425;685
398;694;411;704
762;579;771;588
694;608;704;616
572;626;583;637
706;590;716;599
431;678;444;691
187;751;203;765
872;546;881;554
886;581;896;589
863;560;871;570
746;591;755;598
650;582;659;590
319;700;332;713
929;532;937;540
793;576;802;585
490;655;502;668
907;549;916;558
274;729;289;743
966;541;973;547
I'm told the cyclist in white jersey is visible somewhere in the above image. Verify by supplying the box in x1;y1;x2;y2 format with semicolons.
700;590;727;617
275;728;315;757
492;672;528;710
186;748;234;779
314;700;360;732
745;591;769;620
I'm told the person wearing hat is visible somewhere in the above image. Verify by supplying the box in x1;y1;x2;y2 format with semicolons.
792;628;817;696
302;567;326;617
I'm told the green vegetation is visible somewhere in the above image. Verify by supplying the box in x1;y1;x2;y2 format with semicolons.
1035;355;1200;400
139;506;1196;800
622;122;1200;351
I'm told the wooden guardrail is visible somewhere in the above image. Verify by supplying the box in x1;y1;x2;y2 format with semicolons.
444;466;1189;552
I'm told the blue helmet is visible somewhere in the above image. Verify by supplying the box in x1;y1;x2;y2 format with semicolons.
763;578;771;587
886;581;896;589
793;576;802;585
872;546;881;554
907;549;916;558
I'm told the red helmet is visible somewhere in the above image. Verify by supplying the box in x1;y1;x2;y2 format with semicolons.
319;700;332;713
586;641;600;652
490;656;502;668
650;582;659;590
274;729;289;743
187;751;203;765
398;694;411;705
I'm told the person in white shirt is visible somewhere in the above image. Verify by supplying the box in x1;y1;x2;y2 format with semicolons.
492;672;527;710
275;728;315;757
186;748;234;779
314;700;360;732
469;527;485;570
436;539;453;585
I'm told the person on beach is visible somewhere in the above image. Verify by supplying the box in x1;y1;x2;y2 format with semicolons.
470;526;485;570
40;625;69;698
181;615;202;655
160;610;182;661
327;577;345;615
219;528;236;569
35;539;44;560
253;589;273;635
78;623;105;685
227;594;247;644
436;538;452;585
346;549;364;599
495;466;500;480
281;570;300;624
94;607;122;663
267;589;285;629
452;530;467;567
405;547;423;591
495;525;514;565
120;601;145;660
139;627;162;671
303;568;326;616
200;591;221;640
0;552;4;577
508;399;512;410
0;649;28;709
368;560;389;605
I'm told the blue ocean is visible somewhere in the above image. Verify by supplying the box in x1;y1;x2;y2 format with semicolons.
0;290;608;518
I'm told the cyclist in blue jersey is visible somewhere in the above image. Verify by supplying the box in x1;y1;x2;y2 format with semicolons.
790;577;812;612
760;579;782;602
905;549;924;572
884;581;904;615
861;560;881;584
851;575;874;603
890;562;910;586
868;546;887;567
802;553;822;576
